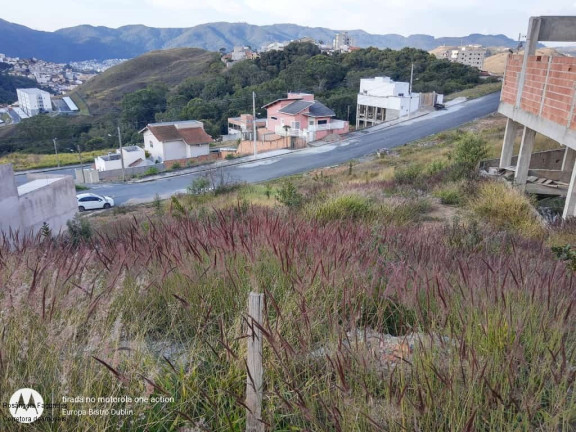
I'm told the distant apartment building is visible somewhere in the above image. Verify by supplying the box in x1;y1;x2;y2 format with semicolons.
436;45;487;69
333;32;353;51
16;88;52;116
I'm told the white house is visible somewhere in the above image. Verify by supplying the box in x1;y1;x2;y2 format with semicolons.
94;145;146;172
16;88;52;117
140;120;213;163
356;77;421;129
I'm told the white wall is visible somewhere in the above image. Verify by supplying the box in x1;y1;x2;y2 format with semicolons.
163;140;187;161
0;165;77;236
0;164;22;233
359;77;410;97
186;144;210;158
20;174;77;235
143;130;164;162
95;156;122;172
122;147;145;166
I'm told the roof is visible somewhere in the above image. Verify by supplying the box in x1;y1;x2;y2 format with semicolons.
261;97;292;109
144;122;212;145
279;100;314;115
303;101;335;118
123;145;142;152
99;154;121;161
18;178;61;196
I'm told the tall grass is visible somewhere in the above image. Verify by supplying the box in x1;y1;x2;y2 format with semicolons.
1;204;574;430
469;181;546;237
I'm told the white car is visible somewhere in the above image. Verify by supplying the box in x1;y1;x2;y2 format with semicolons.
77;193;115;212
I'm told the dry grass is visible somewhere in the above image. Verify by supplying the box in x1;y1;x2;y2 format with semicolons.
2;114;575;431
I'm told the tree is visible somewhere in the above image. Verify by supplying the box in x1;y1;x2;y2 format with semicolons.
120;83;167;128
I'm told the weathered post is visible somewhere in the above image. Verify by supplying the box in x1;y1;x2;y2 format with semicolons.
246;292;264;432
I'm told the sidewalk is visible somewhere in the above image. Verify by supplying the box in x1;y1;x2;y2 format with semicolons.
130;148;296;183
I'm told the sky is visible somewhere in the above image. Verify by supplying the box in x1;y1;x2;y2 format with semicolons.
2;0;576;41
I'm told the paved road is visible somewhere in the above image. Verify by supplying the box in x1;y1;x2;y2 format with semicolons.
18;92;501;205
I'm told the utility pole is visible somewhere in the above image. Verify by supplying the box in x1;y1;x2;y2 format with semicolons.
76;145;86;183
53;138;60;167
408;62;414;119
252;92;257;157
117;125;126;182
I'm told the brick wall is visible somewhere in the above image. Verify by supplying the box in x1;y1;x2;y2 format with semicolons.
236;137;290;155
502;55;576;130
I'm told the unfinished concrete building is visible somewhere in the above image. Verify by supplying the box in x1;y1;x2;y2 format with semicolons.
0;164;77;236
497;16;576;218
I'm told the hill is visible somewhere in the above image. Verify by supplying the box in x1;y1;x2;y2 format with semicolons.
483;47;564;75
0;18;520;62
71;48;219;115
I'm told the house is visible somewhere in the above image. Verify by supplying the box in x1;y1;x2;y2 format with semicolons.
0;164;76;236
94;145;146;172
356;77;421;128
140;120;213;163
227;114;267;141
262;93;349;143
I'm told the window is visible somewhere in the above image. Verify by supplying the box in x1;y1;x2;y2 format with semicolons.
318;120;328;125
271;116;277;120
149;140;154;148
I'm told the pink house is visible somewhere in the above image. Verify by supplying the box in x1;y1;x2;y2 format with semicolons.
262;92;349;143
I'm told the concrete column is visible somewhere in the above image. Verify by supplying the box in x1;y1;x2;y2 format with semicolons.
515;17;542;109
500;119;520;168
563;163;576;218
562;147;576;172
514;127;536;191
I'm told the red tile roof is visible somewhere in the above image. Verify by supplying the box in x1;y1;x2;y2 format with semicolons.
147;124;212;145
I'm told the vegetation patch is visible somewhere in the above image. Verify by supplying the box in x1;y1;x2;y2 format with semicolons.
469;181;545;237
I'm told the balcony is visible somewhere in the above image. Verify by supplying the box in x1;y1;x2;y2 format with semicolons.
274;126;305;137
308;120;347;132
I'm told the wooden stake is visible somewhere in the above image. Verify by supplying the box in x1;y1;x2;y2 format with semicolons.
246;292;264;432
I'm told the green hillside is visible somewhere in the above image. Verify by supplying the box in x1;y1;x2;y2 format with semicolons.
72;47;220;115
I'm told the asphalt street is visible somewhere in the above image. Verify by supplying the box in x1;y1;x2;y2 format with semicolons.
16;92;501;205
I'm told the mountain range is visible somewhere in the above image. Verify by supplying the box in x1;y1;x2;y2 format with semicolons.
0;19;521;63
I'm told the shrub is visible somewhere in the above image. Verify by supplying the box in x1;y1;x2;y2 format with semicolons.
443;217;484;252
380;197;431;225
187;177;211;195
551;244;576;271
225;153;236;160
426;160;448;176
171;162;181;170
433;185;463;205
144;166;159;176
66;214;92;246
276;180;303;208
469;181;544;237
312;195;374;223
449;132;488;179
394;164;423;185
